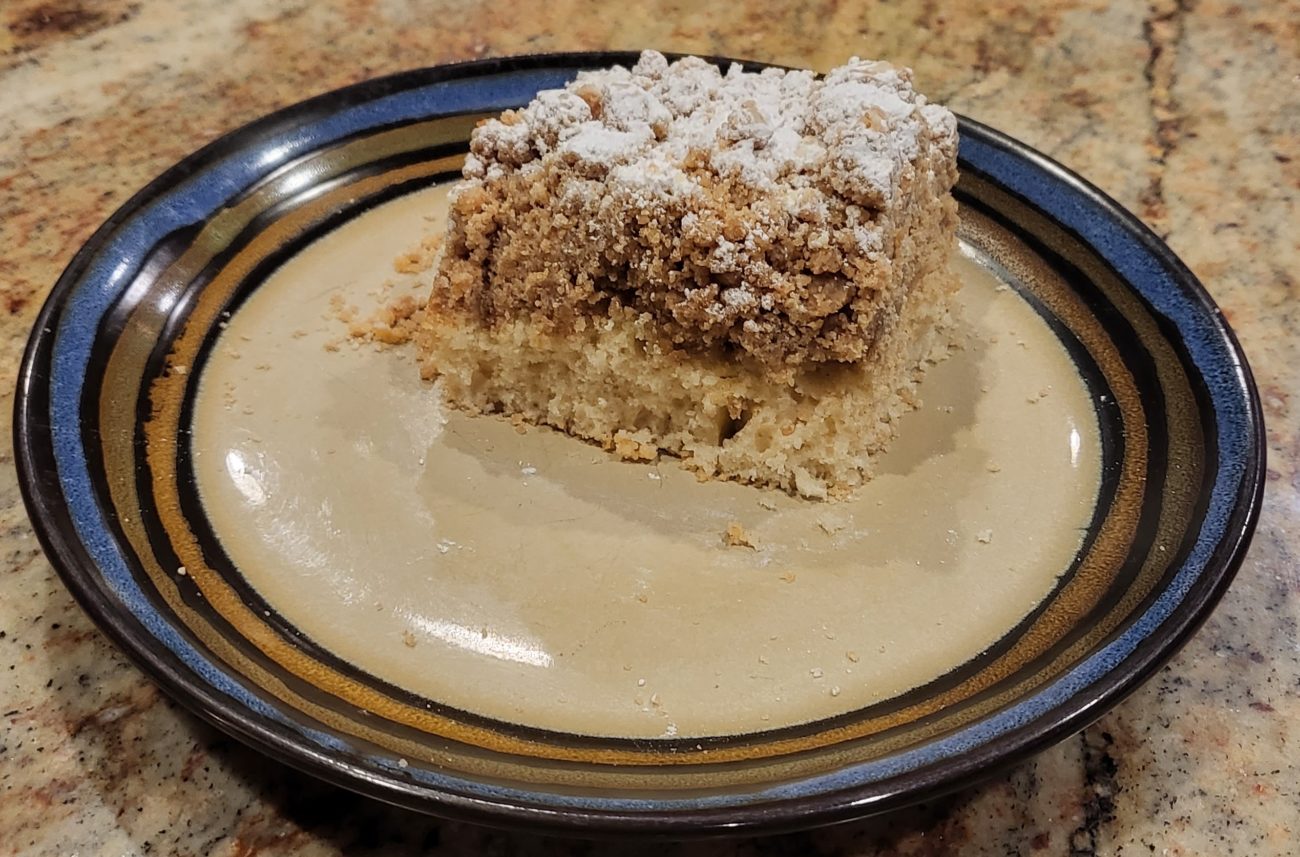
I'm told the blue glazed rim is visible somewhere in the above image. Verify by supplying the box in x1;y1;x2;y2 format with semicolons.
14;52;1265;835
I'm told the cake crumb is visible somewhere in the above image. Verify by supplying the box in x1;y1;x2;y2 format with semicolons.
723;521;755;549
613;433;659;462
402;629;417;648
330;286;426;350
846;650;860;663
976;529;993;544
328;294;358;322
394;231;445;274
810;668;824;679
779;570;797;583
830;686;841;697
176;565;187;576
816;515;847;535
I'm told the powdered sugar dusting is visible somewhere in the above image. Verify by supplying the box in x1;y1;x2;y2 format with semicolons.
470;52;950;209
558;125;652;165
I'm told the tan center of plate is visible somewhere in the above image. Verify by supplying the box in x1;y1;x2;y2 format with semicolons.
191;185;1101;740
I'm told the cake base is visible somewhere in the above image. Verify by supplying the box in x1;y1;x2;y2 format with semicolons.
418;263;958;500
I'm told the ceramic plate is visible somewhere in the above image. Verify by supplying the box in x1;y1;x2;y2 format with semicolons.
15;53;1263;835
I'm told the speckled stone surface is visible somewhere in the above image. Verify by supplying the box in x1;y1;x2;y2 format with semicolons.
1;1;1296;854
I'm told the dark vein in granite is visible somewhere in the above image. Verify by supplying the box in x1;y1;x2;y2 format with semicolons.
1139;0;1192;235
1069;728;1119;856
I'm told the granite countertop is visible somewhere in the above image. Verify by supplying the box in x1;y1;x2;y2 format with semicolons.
1;0;1296;854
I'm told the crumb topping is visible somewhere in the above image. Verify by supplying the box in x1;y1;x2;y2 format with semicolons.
430;50;958;373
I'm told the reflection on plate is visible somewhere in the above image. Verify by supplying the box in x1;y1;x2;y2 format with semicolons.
16;53;1263;835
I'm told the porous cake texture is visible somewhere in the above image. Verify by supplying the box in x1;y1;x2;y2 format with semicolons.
417;51;960;498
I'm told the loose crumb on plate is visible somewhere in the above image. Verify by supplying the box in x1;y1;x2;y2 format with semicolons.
393;231;444;274
816;514;848;535
613;433;660;462
723;521;755;548
335;292;426;348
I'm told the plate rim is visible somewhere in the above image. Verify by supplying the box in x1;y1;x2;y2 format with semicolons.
13;51;1266;836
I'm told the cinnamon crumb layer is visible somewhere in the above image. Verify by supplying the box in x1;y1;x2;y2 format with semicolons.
428;50;958;376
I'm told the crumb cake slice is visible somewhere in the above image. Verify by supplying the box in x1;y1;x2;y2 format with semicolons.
417;51;960;499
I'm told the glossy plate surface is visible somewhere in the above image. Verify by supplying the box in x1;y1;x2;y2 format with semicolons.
15;53;1263;835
